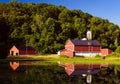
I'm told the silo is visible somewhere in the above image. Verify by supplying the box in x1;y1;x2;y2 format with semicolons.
87;31;92;40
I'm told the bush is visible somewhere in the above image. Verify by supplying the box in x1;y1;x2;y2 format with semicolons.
107;52;120;57
115;46;120;53
95;55;101;58
60;55;69;58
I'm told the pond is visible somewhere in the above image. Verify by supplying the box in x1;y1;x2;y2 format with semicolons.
0;61;120;84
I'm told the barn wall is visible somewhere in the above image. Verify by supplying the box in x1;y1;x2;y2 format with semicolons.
74;45;100;52
92;46;101;52
60;50;66;55
10;46;19;56
108;49;112;54
75;45;88;52
101;49;112;56
60;49;74;57
65;40;74;51
19;50;36;55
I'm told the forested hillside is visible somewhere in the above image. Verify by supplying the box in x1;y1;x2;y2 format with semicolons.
0;1;120;58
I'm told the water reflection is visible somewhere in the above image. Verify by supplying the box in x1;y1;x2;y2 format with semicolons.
0;61;120;84
59;62;108;83
10;61;19;70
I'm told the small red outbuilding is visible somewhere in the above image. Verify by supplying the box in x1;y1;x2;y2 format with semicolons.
10;45;36;56
101;48;112;56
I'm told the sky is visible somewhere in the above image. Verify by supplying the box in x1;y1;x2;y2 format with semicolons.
0;0;120;27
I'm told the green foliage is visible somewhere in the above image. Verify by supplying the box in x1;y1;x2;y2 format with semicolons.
0;2;120;57
107;52;120;57
115;46;120;53
114;38;119;48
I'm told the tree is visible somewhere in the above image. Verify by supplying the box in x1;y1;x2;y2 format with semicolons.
114;38;118;48
0;16;10;58
58;9;72;22
0;2;120;56
115;46;120;53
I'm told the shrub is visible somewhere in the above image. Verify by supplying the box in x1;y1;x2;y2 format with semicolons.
115;46;120;53
107;52;120;57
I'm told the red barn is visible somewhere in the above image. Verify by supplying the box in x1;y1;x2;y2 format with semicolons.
58;39;101;57
101;48;112;56
10;45;36;56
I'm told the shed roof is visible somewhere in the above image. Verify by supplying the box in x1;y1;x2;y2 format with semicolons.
15;45;35;51
70;40;101;46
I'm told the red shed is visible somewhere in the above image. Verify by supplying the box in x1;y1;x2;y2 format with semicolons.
58;39;101;57
10;45;36;56
101;48;112;56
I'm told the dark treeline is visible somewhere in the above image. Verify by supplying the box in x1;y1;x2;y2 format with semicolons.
0;1;120;57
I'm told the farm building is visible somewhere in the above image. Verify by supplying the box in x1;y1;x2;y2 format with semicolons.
58;39;101;57
101;48;113;56
10;45;36;56
58;39;112;57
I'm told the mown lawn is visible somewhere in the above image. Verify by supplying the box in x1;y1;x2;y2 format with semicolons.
6;54;120;65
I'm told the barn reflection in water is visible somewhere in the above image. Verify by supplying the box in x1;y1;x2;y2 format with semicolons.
3;61;120;84
59;62;108;83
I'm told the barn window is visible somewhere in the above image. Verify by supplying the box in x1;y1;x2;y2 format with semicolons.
11;51;14;56
16;53;19;56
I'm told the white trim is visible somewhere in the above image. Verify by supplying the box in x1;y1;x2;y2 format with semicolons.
75;52;100;57
57;51;60;55
87;74;92;83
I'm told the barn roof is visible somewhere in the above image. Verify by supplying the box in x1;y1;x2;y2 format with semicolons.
15;45;35;51
70;40;101;46
70;69;100;76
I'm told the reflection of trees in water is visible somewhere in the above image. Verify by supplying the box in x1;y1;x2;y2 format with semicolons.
68;76;86;84
92;65;120;84
2;62;120;84
107;65;120;83
21;65;69;84
59;62;120;84
9;66;92;84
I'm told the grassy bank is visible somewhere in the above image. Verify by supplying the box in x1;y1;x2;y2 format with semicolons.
5;54;120;65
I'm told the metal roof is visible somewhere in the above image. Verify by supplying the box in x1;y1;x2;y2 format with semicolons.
70;40;101;46
15;46;35;51
70;69;100;76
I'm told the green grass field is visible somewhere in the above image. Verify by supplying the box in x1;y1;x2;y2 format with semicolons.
6;54;120;65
